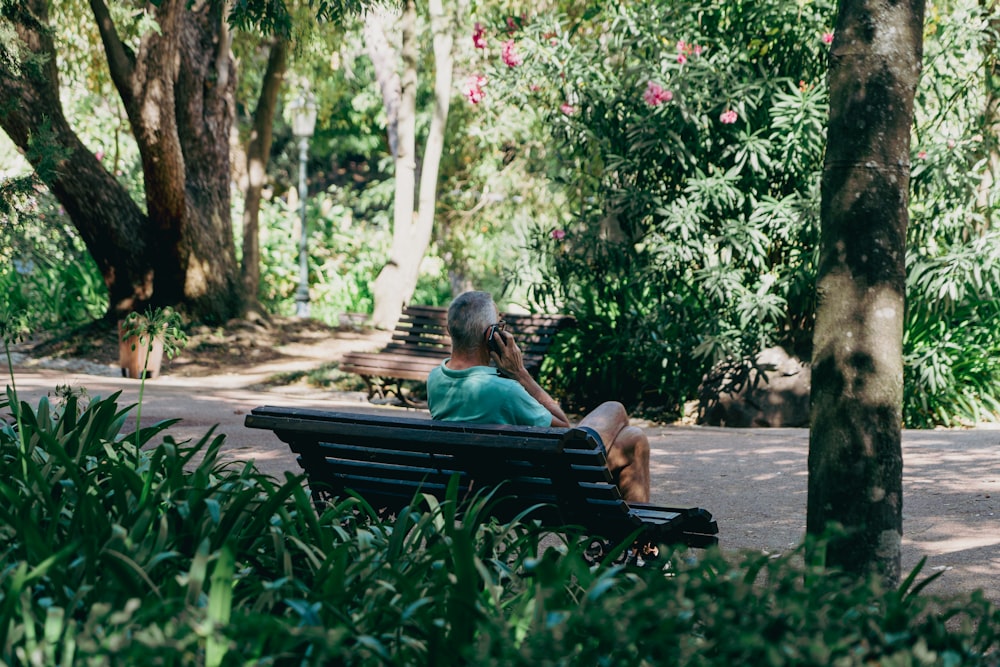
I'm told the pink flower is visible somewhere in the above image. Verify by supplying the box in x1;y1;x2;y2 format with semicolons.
677;53;687;65
643;81;673;106
95;150;105;161
822;32;834;44
560;103;576;115
692;44;703;56
947;139;956;149
917;150;927;159
551;229;566;240
719;109;738;124
677;40;687;52
464;75;486;104
472;22;487;49
506;16;517;33
501;40;523;67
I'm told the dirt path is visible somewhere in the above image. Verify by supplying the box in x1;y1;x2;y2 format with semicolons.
7;324;999;604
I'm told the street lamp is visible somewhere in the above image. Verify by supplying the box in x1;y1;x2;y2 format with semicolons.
289;88;317;318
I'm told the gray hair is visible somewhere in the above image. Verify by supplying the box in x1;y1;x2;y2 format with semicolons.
447;291;499;353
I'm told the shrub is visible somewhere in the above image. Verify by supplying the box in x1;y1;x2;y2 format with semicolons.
478;0;832;413
0;185;107;331
902;0;1000;427
477;0;1000;426
1;389;998;664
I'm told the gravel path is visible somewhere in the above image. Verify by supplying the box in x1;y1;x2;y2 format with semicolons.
7;346;998;604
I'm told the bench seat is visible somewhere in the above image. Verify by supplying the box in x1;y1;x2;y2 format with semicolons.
244;406;719;552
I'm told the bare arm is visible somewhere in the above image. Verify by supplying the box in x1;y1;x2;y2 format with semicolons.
491;332;571;427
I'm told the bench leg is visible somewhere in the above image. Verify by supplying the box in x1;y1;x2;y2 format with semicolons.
362;375;390;402
397;383;428;409
362;376;428;409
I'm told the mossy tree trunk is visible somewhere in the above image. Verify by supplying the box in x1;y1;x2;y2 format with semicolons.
0;0;242;322
807;0;926;587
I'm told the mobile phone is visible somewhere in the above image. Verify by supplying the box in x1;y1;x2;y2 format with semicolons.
486;324;505;355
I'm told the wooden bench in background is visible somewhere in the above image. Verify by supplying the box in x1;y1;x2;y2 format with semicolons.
245;406;719;556
340;305;575;406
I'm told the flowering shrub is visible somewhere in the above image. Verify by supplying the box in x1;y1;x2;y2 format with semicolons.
471;0;833;412
500;39;522;67
465;0;1000;426
719;109;738;124
901;0;1000;426
643;81;673;106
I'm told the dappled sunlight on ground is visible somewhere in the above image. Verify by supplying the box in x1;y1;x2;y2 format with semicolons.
7;363;999;602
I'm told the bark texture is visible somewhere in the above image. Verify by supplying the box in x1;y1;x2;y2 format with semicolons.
370;0;460;329
1;0;241;321
371;0;419;329
363;8;401;157
807;0;926;586
0;0;153;312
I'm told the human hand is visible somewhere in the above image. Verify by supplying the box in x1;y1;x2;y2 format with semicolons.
490;330;527;378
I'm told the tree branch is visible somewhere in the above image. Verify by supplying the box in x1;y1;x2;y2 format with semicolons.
88;0;136;108
364;6;402;156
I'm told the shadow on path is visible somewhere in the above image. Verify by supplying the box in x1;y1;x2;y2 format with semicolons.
9;366;998;603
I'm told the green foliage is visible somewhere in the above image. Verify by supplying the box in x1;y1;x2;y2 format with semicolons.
0;391;997;664
119;306;188;451
254;184;393;318
475;0;1000;425
0;188;108;332
473;546;999;666
903;233;1000;427
901;0;1000;427
228;0;372;36
119;306;189;363
482;0;832;412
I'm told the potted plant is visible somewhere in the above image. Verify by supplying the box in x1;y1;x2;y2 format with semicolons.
118;307;187;380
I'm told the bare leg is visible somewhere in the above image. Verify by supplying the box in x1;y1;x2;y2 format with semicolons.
578;402;651;503
605;426;650;503
577;401;628;444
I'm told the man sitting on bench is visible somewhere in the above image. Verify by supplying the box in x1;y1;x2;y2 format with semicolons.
427;290;651;504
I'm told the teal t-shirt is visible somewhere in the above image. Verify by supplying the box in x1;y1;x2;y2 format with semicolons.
427;361;553;426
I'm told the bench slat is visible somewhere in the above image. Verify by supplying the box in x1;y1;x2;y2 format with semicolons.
245;407;719;549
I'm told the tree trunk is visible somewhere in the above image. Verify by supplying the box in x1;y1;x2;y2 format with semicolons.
370;0;459;329
0;0;153;315
363;7;402;157
411;0;458;295
371;0;418;330
978;0;999;212
0;0;242;322
135;0;241;320
807;0;926;586
241;37;289;315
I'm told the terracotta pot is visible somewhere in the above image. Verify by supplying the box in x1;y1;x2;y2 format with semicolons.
118;321;165;379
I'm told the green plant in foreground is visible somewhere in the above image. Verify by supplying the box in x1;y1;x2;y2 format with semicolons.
1;306;31;477
1;390;998;664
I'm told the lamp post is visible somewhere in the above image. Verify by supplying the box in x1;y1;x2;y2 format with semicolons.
289;88;317;318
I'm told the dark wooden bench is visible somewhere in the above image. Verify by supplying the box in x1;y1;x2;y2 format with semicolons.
340;305;575;406
244;406;719;555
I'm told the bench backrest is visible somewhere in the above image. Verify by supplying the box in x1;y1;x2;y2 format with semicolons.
244;406;651;542
384;305;575;375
